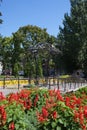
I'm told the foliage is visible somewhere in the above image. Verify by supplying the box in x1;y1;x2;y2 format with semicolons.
3;102;27;130
59;74;70;78
11;25;57;77
0;37;13;72
14;62;20;77
0;23;59;77
78;38;87;74
57;0;87;73
0;86;87;130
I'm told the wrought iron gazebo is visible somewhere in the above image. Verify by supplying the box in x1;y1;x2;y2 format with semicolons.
27;42;61;84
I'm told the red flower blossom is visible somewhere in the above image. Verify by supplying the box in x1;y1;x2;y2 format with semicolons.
83;106;87;118
23;99;32;110
37;107;49;123
74;110;79;122
9;122;15;130
52;111;57;119
65;97;70;106
49;90;54;96
0;92;5;100
0;106;6;126
42;107;48;118
34;94;39;106
82;124;86;130
56;90;64;101
7;93;19;102
38;114;46;122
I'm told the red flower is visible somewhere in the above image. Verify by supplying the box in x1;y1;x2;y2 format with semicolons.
0;92;5;100
9;122;15;130
23;99;32;110
74;110;79;122
34;94;39;106
79;113;84;125
37;111;48;123
65;97;70;106
83;106;87;118
56;90;64;101
52;111;57;119
2;111;6;120
49;90;54;96
42;107;48;118
7;93;19;102
0;106;7;126
38;114;46;122
82;124;86;130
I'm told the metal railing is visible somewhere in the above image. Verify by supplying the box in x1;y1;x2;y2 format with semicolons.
0;77;87;91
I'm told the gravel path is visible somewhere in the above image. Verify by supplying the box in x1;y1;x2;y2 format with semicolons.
0;88;21;95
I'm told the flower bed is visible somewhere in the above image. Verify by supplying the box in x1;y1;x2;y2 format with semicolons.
0;87;87;130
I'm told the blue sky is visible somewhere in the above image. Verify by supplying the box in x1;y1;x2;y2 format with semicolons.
0;0;70;37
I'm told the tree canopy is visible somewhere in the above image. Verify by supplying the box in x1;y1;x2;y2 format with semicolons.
57;0;87;74
10;25;58;77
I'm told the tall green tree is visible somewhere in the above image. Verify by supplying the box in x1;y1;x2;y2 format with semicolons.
0;37;13;73
57;0;87;73
77;0;87;74
11;32;23;75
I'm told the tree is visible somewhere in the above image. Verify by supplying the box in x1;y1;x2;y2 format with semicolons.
78;38;87;75
0;37;13;74
12;25;50;76
77;0;87;74
57;0;87;73
12;25;60;77
11;32;23;75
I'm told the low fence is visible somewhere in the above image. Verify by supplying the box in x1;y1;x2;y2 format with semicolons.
0;77;87;92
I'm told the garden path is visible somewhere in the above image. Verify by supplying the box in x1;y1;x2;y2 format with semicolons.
0;81;87;95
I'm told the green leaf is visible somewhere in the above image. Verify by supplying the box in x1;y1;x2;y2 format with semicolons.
15;124;19;129
78;128;82;130
56;126;61;130
51;122;56;128
43;126;48;130
7;117;12;123
64;122;67;127
58;119;63;124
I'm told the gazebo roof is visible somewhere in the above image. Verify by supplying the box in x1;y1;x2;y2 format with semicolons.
28;42;61;55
